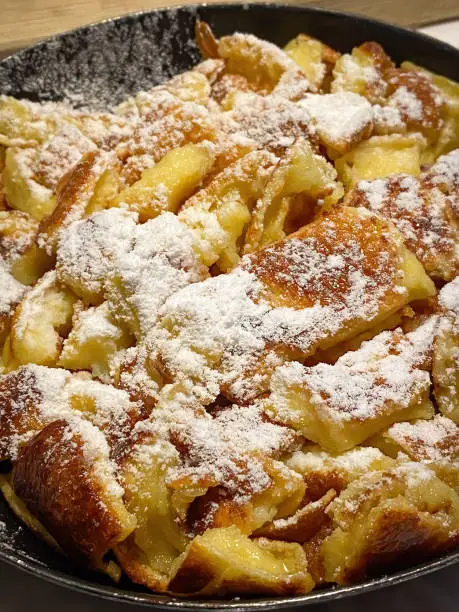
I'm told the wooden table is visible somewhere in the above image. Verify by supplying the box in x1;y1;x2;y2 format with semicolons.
2;0;459;57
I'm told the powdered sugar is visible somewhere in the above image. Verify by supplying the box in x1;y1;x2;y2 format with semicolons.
299;91;372;150
0;363;139;460
372;104;405;134
385;414;459;462
331;54;382;98
0;260;27;316
394;461;437;488
121;89;215;178
439;277;459;318
34;123;96;190
271;316;438;425
357;178;388;210
427;148;459;189
388;86;423;121
0;364;71;459
136;387;298;515
64;415;124;499
107;212;207;338
154;208;411;403
225;91;314;151
219;31;310;98
63;376;139;448
56;207;138;301
7;147;54;208
110;344;161;408
58;208;208;337
12;270;58;340
72;304;122;345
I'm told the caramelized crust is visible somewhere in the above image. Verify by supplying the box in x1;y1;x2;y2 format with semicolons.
195;20;219;60
246;207;401;309
245;206;434;318
12;418;135;566
38;151;111;253
0;365;70;460
320;463;459;583
345;150;459;281
385;68;444;140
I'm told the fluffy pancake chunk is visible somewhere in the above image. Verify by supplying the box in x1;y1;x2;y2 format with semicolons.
318;462;459;583
12;417;135;567
168;526;314;596
153;206;435;404
345;148;459;280
267;317;438;452
433;277;459;422
0;364;143;460
370;415;459;491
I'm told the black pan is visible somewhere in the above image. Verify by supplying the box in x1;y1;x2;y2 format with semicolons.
0;4;459;608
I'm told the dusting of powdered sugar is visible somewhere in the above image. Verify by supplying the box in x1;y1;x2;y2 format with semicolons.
270;316;438;425
126;386;299;528
388;86;423;121
0;364;72;459
0;363;140;460
107;212;208;338
299;91;372;149
59;416;124;499
33;123;97;190
56;207;139;301
349;149;459;279
438;277;459;319
372;104;405;134
384;414;459;462
153;208;411;404
0;261;27;316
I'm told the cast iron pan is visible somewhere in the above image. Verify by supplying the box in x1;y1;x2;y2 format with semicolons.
0;4;459;608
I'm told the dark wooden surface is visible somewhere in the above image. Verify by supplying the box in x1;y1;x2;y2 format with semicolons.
1;0;459;56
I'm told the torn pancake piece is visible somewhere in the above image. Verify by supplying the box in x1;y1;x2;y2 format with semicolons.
153;206;435;404
12;417;135;568
168;525;314;596
267;317;438;452
345;148;459;281
318;462;459;583
433;277;459;423
370;414;459;491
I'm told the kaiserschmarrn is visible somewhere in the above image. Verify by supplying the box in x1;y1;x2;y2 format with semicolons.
0;21;458;598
